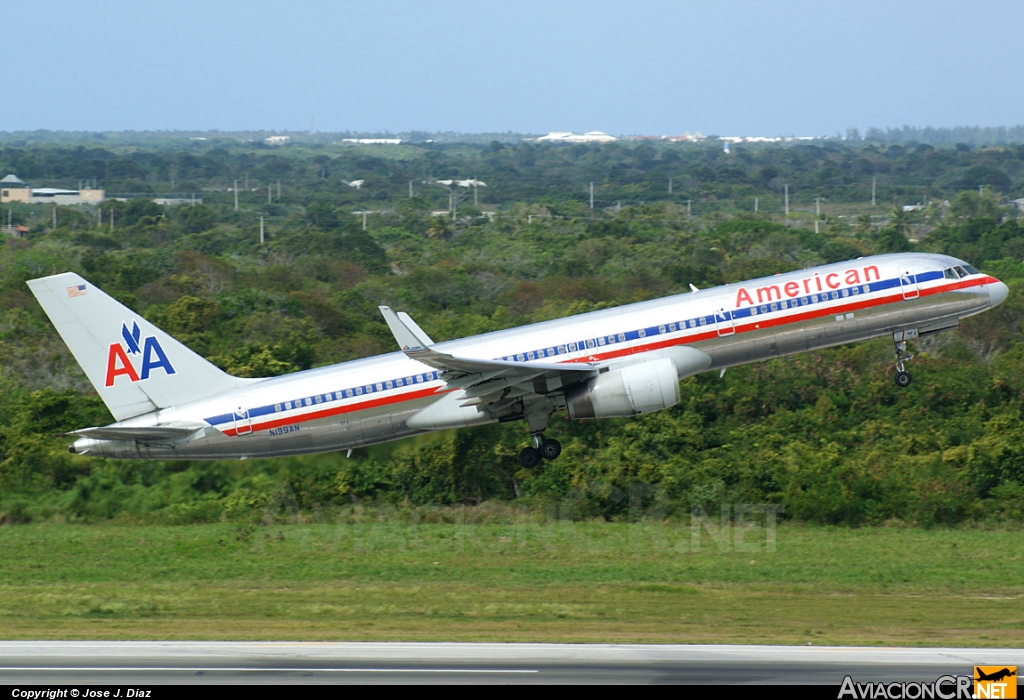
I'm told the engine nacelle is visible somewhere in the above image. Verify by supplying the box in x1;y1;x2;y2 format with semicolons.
565;357;680;420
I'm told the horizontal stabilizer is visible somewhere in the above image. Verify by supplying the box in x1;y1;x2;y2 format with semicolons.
69;424;204;443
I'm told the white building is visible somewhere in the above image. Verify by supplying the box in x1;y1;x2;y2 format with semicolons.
535;131;617;143
265;135;291;145
340;138;402;145
0;176;104;205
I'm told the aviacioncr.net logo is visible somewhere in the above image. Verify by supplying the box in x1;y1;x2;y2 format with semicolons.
104;320;176;387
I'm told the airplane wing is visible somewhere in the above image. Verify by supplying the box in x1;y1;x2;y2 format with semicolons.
378;306;597;411
68;424;205;443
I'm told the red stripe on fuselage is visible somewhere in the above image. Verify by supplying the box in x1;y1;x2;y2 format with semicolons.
221;385;450;437
222;275;994;436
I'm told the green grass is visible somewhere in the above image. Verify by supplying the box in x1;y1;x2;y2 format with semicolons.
1;521;1022;645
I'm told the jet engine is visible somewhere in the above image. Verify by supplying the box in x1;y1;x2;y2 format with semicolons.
565;358;680;420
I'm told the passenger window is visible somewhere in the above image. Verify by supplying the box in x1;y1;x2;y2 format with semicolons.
597;337;605;346
385;381;392;389
750;307;758;315
284;401;292;410
851;286;859;295
586;339;595;348
355;387;362;395
668;323;676;332
841;289;849;297
516;353;525;362
658;325;666;334
274;404;282;412
862;285;870;294
315;395;323;404
568;342;577;352
558;345;567;354
759;306;767;314
812;295;819;303
547;347;555;356
304;398;312;406
770;303;778;312
832;291;839;300
698;318;706;326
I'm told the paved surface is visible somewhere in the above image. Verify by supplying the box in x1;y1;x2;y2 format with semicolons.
0;642;1021;685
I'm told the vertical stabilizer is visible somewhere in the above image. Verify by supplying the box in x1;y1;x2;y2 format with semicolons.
27;272;249;421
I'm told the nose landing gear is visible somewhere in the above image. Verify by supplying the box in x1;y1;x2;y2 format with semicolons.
893;330;915;388
517;433;562;468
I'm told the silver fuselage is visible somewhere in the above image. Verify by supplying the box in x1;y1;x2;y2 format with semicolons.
71;253;1007;459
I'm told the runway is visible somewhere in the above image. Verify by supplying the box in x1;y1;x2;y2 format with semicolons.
1;642;1021;684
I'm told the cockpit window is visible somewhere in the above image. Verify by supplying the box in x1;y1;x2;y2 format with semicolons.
943;268;959;280
963;265;980;275
954;265;970;277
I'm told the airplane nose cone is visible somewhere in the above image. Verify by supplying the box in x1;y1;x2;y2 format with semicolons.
989;280;1009;308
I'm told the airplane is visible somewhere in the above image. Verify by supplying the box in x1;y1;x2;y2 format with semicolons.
27;252;1008;468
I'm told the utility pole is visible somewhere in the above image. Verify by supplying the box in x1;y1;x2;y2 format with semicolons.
259;215;265;244
234;180;239;211
473;182;478;206
96;207;100;228
408;180;413;198
52;206;56;229
872;176;876;207
668;177;673;195
784;184;789;216
589;182;594;209
754;196;758;212
110;208;114;232
244;172;248;190
362;211;368;230
816;197;820;217
277;179;281;200
687;199;692;216
979;185;984;196
268;185;272;204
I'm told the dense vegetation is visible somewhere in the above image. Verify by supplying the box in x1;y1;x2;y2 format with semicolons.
2;138;1024;527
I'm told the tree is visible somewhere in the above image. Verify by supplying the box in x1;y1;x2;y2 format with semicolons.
889;207;910;235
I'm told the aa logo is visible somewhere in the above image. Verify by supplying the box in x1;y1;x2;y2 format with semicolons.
975;667;1017;699
104;320;176;387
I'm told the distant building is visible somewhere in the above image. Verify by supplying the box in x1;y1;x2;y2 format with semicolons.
340;138;402;144
0;175;104;205
535;131;617;143
627;132;705;142
265;135;291;144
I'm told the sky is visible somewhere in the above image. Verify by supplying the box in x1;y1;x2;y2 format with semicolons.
4;0;1023;136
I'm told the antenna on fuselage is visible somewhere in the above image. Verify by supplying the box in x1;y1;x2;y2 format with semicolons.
689;284;700;293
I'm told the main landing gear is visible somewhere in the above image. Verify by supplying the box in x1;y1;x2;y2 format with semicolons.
893;330;915;389
517;433;562;468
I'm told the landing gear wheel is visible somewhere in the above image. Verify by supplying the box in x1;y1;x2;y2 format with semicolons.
540;438;562;460
895;370;912;388
517;447;542;469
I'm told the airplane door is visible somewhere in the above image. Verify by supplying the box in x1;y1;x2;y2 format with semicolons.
233;397;252;435
900;267;920;300
715;308;735;337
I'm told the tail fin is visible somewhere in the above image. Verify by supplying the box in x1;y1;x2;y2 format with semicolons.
27;272;250;421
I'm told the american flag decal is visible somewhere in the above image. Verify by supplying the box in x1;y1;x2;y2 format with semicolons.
67;284;87;298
